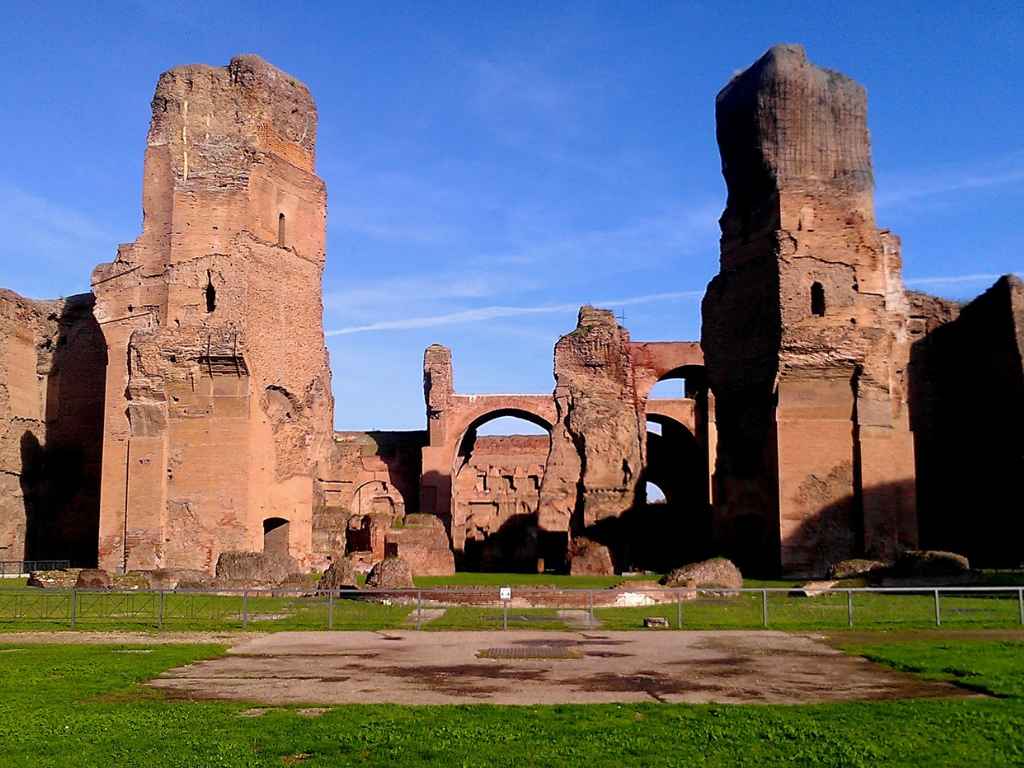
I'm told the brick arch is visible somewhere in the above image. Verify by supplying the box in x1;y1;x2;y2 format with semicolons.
420;394;556;526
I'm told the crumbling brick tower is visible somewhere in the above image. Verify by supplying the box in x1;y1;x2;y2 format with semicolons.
92;55;334;573
702;45;917;576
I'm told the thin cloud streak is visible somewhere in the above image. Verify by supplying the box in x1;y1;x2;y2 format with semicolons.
905;272;1019;287
327;290;702;336
878;151;1024;207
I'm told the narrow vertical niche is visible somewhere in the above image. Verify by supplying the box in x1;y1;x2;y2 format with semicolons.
204;270;217;313
810;281;826;317
278;212;286;247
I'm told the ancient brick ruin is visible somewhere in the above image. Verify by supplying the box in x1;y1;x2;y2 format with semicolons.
1;46;1020;578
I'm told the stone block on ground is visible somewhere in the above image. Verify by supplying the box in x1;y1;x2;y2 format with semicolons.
568;537;615;576
215;551;298;585
384;514;455;576
75;568;112;590
894;550;970;578
365;557;414;589
316;558;359;592
26;569;81;589
661;558;742;590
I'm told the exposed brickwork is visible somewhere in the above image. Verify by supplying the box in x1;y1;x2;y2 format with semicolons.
4;47;1019;580
702;45;917;576
91;55;334;573
0;291;106;566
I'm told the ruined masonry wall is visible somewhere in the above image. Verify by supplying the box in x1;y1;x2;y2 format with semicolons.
92;55;334;573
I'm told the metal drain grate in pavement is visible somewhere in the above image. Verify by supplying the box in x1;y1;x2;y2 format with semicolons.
478;646;582;660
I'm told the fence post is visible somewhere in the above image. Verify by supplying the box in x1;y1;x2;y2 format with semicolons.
934;588;941;627
676;592;683;629
242;590;249;629
416;591;422;631
847;589;854;628
1019;589;1024;626
761;589;768;627
327;591;334;630
70;589;77;630
587;590;594;629
503;599;509;631
158;590;165;630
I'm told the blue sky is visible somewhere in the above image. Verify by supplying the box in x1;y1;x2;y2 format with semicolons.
1;2;1021;431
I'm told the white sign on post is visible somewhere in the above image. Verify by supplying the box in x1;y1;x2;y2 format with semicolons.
499;586;512;601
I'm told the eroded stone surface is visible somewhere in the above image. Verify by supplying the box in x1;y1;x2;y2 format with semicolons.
702;44;918;576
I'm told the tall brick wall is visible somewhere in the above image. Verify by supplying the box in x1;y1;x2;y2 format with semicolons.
702;45;917;576
91;55;334;573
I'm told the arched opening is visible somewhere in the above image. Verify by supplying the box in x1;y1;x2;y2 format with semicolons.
262;517;289;558
204;271;216;313
646;480;667;503
811;281;826;317
614;413;712;572
278;213;286;247
453;411;552;572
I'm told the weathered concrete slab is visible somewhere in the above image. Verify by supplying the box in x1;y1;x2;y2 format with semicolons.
149;630;971;705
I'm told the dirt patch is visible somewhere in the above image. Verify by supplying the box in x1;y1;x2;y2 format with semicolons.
147;630;977;706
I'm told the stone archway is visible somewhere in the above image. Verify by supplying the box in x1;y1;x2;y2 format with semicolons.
451;412;552;571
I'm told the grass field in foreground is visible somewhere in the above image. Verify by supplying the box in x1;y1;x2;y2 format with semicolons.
1;639;1023;766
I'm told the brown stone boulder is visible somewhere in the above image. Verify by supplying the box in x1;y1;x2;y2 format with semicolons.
215;551;298;585
316;559;359;592
75;568;112;590
568;538;615;576
365;557;414;589
894;550;970;578
26;569;81;589
828;558;891;580
661;558;742;590
384;514;456;577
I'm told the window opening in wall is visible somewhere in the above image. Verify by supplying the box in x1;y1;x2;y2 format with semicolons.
811;281;826;317
204;271;216;313
278;212;286;247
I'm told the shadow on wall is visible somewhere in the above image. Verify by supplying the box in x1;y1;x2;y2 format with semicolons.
21;296;106;566
778;479;918;578
909;278;1024;568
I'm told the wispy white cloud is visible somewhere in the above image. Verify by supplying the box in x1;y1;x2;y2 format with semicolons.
904;272;1019;287
326;289;702;335
877;151;1024;208
0;182;121;295
325;275;506;312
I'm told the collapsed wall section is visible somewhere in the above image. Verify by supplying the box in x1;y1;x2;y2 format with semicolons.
537;307;645;555
0;290;106;565
702;45;916;576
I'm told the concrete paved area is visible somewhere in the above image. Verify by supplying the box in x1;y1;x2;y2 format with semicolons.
149;630;971;705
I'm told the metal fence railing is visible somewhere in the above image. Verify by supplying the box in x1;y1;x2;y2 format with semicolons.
0;585;1022;631
0;561;71;578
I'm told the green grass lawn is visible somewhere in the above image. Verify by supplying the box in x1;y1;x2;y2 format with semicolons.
1;639;1024;766
1;577;1022;633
